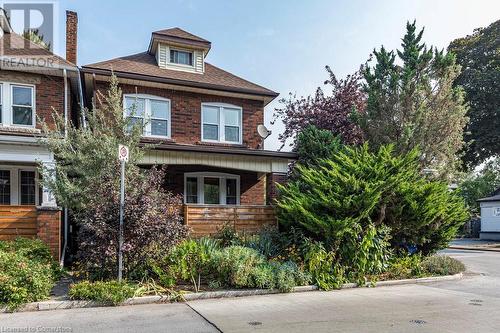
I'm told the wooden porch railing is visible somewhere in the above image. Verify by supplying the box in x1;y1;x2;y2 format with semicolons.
0;205;38;240
184;205;277;237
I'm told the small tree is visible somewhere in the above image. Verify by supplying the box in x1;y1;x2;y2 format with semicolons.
294;125;342;170
273;66;365;150
40;75;187;278
361;21;468;179
276;144;469;256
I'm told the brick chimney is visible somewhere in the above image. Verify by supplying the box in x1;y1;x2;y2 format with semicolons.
65;11;78;64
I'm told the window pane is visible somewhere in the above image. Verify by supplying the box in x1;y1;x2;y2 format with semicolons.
203;106;219;124
13;106;33;125
124;97;145;117
186;177;198;204
20;171;36;205
13;86;32;106
203;124;218;140
204;177;220;204
151;100;169;119
225;126;239;142
0;170;10;205
151;119;168;136
127;117;144;132
226;178;237;205
224;108;239;126
170;50;193;65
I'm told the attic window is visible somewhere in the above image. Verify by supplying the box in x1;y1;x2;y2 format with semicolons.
170;49;193;66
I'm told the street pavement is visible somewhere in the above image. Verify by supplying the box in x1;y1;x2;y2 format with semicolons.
1;249;500;332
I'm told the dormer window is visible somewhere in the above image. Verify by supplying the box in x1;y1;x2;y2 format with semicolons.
170;49;193;66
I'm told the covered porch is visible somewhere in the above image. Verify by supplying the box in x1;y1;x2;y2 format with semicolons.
141;144;295;236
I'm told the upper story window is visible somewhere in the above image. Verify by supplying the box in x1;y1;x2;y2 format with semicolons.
170;49;193;66
12;85;34;126
0;83;35;127
124;95;171;138
201;103;242;144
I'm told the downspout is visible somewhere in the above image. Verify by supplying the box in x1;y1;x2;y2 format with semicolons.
77;67;87;128
60;68;69;266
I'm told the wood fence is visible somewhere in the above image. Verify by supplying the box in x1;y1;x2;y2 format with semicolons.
0;205;38;240
184;205;277;237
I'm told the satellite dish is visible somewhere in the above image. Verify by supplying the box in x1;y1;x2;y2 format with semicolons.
257;124;272;139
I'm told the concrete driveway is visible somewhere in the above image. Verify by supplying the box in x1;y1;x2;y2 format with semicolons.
1;249;500;333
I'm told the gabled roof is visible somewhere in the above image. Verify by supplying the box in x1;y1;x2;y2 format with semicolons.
149;27;211;52
82;52;278;98
153;27;210;44
478;194;500;203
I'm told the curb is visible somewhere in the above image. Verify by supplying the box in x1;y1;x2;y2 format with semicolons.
1;273;462;313
449;246;500;253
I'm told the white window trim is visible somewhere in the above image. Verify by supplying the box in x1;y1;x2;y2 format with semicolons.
169;47;195;68
0;82;36;127
123;94;171;139
11;84;35;128
201;103;243;144
184;172;240;205
0;165;39;206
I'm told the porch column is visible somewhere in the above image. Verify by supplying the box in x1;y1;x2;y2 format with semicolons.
40;161;57;207
266;172;287;205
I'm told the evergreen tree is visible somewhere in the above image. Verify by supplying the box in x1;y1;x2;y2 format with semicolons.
360;21;468;179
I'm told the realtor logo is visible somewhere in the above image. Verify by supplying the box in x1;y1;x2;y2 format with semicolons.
0;0;58;69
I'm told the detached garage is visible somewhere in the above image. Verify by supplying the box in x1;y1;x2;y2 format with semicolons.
478;194;500;240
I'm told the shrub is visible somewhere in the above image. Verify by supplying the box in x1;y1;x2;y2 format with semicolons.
167;239;211;292
250;264;276;289
304;242;345;290
69;280;137;305
213;223;242;247
210;246;265;288
277;144;469;256
421;255;465;276
0;239;59;311
242;228;285;259
274;261;312;292
76;167;188;280
383;255;423;280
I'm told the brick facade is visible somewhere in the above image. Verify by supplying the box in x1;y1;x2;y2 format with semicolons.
65;11;78;65
36;207;61;259
161;165;266;205
95;82;265;149
0;71;65;130
266;173;287;205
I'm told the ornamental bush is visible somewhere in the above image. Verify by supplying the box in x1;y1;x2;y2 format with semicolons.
421;255;466;276
0;239;60;311
277;143;469;259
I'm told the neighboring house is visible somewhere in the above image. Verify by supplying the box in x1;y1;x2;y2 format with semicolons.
0;10;80;259
80;27;295;235
478;190;500;240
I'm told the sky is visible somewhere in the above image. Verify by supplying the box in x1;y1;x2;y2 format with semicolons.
52;0;499;150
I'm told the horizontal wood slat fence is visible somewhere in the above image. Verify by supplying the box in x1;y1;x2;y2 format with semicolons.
184;205;277;237
0;205;38;240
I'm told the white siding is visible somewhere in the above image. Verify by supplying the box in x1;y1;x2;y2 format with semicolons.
156;43;204;74
480;202;500;232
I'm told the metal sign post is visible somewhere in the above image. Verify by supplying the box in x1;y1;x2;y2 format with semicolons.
117;145;129;282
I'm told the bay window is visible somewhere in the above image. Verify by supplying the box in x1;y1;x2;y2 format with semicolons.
201;103;242;144
184;172;240;205
124;95;170;138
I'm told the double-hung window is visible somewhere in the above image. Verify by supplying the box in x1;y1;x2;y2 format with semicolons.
184;172;240;205
124;95;171;138
0;167;39;205
201;103;242;144
170;49;193;66
12;85;34;126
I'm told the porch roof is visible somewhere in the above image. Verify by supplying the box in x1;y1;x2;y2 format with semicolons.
140;143;294;173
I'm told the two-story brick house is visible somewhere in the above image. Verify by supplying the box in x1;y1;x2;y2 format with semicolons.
0;10;81;258
81;28;295;235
